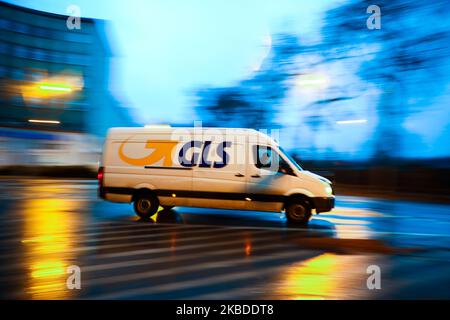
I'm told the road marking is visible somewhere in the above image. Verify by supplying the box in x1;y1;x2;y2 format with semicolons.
89;248;314;287
94;230;290;259
0;223;220;244
92;249;320;299
0;232;302;288
140;220;450;238
0;218;222;239
0;227;281;272
0;228;272;260
82;241;293;273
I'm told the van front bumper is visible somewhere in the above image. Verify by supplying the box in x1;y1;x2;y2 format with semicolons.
313;197;335;213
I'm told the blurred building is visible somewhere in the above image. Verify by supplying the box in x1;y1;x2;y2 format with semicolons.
0;1;135;166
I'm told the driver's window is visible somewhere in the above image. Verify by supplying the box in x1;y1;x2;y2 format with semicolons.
278;157;293;175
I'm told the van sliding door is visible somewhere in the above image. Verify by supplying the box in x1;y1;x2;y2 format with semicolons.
191;141;246;210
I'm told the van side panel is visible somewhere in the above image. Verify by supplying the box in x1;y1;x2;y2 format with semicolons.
102;133;192;206
99;128;323;215
190;140;247;210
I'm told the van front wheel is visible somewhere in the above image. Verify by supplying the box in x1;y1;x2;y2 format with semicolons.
285;200;312;225
134;193;159;219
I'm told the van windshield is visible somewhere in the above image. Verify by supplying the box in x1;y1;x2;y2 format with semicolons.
279;147;303;171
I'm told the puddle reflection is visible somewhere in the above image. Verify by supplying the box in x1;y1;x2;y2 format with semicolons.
271;253;377;299
22;186;83;299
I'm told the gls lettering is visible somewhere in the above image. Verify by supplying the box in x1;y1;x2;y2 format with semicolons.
179;141;231;168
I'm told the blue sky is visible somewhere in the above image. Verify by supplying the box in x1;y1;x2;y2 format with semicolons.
7;0;335;124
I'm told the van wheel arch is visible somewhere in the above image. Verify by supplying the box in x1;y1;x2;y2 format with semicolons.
283;194;313;211
132;188;157;202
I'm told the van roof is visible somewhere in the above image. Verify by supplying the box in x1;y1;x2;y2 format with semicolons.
108;127;258;134
106;127;278;146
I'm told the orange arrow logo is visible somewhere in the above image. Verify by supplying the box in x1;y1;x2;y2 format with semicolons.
119;140;178;166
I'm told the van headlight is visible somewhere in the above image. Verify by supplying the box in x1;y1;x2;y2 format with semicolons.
320;180;333;195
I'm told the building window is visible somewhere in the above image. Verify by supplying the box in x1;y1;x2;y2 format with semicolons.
32;48;47;61
34;27;50;38
0;18;8;29
11;68;25;81
0;42;8;55
13;45;28;59
31;70;45;82
14;21;29;34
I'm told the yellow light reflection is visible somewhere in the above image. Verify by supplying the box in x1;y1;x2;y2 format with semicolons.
31;260;65;278
272;253;375;300
22;184;82;299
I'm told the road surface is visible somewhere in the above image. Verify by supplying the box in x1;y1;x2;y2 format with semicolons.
0;179;449;299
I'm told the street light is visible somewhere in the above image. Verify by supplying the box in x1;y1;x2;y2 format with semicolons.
296;73;330;90
28;119;61;124
336;119;367;125
38;83;73;93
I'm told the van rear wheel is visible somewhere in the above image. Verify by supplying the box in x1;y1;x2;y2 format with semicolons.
134;192;159;218
285;199;312;225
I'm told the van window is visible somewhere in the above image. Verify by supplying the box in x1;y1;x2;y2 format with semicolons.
253;145;296;176
254;145;274;169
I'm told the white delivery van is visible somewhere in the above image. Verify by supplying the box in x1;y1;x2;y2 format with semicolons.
98;127;334;224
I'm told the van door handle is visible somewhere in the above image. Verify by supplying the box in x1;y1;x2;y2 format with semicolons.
251;174;261;178
235;173;245;177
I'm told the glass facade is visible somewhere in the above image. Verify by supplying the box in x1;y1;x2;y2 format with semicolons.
0;2;128;134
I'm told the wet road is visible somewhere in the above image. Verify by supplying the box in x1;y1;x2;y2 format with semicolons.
0;179;449;299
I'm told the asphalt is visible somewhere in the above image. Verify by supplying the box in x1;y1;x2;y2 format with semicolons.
0;179;449;299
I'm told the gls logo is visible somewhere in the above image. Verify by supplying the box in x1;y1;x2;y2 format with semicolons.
119;139;231;168
179;141;231;168
119;140;178;166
